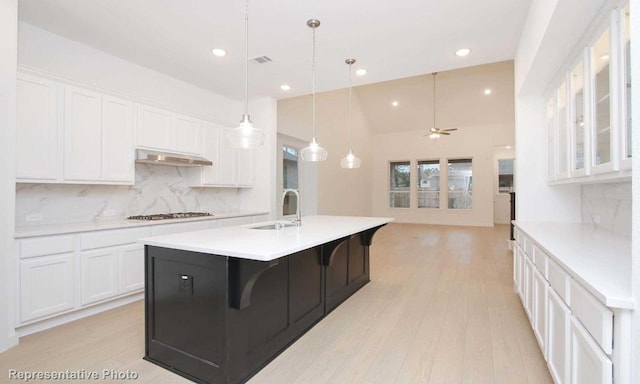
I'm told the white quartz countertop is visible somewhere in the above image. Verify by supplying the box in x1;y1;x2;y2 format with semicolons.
139;215;394;261
14;211;268;238
513;221;633;309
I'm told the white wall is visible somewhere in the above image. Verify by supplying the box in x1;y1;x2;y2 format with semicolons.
278;88;374;217
630;0;640;376
0;0;18;353
371;124;512;226
18;22;243;124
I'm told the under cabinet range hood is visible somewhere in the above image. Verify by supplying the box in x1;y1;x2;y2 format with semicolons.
135;149;213;167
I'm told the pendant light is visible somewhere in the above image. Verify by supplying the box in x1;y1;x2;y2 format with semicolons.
301;19;328;162
341;58;361;169
226;0;265;149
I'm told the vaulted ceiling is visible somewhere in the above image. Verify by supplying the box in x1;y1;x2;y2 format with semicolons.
18;0;531;101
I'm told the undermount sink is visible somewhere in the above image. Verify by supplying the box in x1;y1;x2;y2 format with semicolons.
250;222;297;230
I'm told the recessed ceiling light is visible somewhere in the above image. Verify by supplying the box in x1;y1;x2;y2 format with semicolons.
484;88;492;95
280;84;291;91
455;48;471;57
355;69;367;76
211;48;227;57
391;101;399;107
600;54;610;60
506;145;512;149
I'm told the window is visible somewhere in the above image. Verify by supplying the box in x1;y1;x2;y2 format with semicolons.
418;160;440;208
282;146;298;215
389;161;410;208
498;159;514;193
447;159;472;209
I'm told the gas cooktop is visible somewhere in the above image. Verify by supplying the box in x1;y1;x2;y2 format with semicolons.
127;212;213;221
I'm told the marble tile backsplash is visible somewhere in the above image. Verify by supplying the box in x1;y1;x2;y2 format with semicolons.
582;182;631;238
16;164;241;228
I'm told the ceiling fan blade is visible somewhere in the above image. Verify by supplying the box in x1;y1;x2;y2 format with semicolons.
440;132;451;135
441;128;458;131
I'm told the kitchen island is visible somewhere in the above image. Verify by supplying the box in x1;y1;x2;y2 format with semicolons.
140;215;392;384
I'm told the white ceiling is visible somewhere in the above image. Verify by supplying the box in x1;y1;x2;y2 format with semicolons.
18;0;531;101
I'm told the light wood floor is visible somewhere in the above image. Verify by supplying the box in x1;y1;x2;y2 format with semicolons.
0;223;552;384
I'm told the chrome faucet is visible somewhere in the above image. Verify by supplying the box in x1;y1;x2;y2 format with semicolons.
281;189;301;227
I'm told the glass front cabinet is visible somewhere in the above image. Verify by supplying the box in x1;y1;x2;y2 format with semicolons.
547;1;631;183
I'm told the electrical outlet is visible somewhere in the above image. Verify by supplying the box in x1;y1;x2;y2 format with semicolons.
593;214;601;224
25;213;43;222
102;209;116;217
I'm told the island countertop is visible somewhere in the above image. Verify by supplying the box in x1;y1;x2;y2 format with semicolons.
139;215;394;261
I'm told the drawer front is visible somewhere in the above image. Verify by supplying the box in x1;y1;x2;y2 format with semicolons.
20;235;75;259
570;281;613;354
533;245;548;277
80;227;151;250
547;258;571;306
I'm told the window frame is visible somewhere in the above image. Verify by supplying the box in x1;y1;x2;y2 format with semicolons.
388;160;411;209
446;158;473;210
417;159;441;209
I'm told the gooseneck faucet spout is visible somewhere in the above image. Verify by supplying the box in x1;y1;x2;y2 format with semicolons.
281;189;301;227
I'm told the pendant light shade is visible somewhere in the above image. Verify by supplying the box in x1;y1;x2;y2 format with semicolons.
341;58;361;169
227;0;265;149
301;19;327;162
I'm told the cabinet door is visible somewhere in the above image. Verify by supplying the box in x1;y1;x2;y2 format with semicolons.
524;256;534;322
16;74;60;181
533;268;548;354
80;248;119;305
172;113;203;155
236;148;254;187
20;253;74;322
136;104;171;150
570;317;612;384
63;86;102;181
102;95;134;182
217;127;236;185
569;57;589;177
546;97;556;181
119;244;145;293
548;288;571;384
556;81;570;179
618;2;632;170
198;122;221;185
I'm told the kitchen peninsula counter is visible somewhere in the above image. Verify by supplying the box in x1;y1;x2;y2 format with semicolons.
140;215;392;384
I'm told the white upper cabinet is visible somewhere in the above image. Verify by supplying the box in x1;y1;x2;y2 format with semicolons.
618;2;632;170
188;123;254;188
547;3;631;183
16;72;136;185
63;86;103;181
590;25;616;174
136;103;203;156
16;74;61;181
172;113;203;155
136;104;172;151
102;95;135;182
570;57;589;177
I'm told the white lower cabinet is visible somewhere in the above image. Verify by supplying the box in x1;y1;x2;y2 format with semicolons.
514;226;624;384
80;248;119;305
20;253;74;322
119;244;145;293
547;288;571;384
570;317;612;384
533;267;548;354
523;256;534;321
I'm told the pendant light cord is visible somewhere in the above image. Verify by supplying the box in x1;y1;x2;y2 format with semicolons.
244;0;249;116
348;61;353;151
311;26;316;139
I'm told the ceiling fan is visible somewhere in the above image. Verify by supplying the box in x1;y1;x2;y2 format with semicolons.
425;72;457;139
